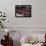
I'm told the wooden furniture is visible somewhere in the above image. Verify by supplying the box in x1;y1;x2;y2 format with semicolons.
1;33;13;46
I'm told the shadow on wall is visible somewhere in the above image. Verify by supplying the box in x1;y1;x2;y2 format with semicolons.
13;40;21;46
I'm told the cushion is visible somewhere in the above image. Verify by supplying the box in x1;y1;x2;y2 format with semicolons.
20;35;37;43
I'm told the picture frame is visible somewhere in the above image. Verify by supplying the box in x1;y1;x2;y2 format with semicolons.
15;5;32;17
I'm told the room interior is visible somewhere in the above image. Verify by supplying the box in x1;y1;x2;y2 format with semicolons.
0;0;46;46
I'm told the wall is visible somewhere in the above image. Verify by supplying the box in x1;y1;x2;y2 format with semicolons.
0;0;46;46
0;0;46;27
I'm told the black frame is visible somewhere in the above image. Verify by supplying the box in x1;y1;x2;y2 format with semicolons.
15;5;32;17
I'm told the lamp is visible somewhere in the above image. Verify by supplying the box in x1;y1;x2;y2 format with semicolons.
5;29;10;33
5;29;10;37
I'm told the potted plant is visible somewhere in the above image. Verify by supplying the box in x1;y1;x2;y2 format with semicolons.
0;11;6;28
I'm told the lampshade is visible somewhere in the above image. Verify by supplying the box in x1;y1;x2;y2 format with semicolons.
5;29;10;33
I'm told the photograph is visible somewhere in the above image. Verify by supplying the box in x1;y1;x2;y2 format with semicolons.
15;5;32;17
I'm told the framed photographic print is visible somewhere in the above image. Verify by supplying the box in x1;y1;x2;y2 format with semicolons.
15;5;32;17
